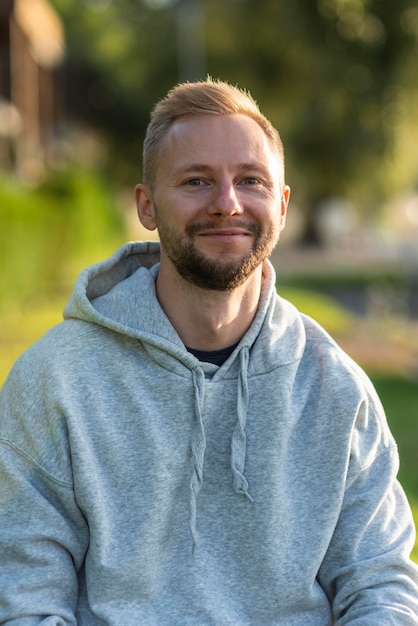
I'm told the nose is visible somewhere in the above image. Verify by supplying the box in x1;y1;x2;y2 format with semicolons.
208;182;243;218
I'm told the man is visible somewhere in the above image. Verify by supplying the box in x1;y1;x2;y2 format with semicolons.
0;78;417;624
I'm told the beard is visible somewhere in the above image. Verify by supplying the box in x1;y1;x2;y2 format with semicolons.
155;216;279;291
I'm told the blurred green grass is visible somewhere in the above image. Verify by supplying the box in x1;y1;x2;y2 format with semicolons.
278;286;354;335
371;375;418;564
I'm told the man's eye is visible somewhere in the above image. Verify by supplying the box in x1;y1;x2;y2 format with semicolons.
242;177;260;185
185;178;205;186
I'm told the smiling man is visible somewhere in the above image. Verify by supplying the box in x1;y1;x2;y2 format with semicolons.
137;113;288;290
135;110;289;349
0;78;417;625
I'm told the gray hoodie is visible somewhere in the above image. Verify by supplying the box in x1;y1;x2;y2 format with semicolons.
0;241;417;625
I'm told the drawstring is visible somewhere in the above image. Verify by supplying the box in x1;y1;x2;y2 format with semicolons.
231;347;254;502
189;368;206;552
189;348;253;551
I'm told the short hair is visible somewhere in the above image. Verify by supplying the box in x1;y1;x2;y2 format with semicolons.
142;77;285;187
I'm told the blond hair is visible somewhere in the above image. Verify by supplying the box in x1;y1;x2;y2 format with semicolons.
143;77;284;187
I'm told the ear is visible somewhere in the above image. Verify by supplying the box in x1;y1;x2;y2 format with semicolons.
135;184;157;231
279;185;291;231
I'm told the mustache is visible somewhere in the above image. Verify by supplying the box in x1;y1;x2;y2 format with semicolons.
186;221;262;236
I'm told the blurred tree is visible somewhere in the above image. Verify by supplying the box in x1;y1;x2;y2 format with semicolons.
50;0;418;244
50;0;178;182
205;0;418;243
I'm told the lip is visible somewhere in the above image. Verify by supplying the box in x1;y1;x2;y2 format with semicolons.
197;228;252;239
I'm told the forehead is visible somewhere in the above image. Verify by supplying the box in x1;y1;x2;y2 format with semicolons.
160;113;281;168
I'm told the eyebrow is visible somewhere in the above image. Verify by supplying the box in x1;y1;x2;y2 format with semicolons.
174;162;268;174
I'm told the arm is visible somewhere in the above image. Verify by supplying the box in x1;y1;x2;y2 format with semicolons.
0;358;89;624
319;393;418;624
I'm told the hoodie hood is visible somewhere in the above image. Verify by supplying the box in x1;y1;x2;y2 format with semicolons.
64;241;305;547
63;241;304;368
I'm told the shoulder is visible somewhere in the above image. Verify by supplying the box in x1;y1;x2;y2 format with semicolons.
300;312;395;457
0;323;81;484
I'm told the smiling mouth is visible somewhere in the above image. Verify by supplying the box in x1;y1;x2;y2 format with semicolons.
187;222;260;238
199;229;251;238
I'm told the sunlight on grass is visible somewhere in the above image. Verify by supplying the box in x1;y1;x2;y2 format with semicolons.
0;242;119;386
278;285;355;335
412;504;418;564
0;299;66;385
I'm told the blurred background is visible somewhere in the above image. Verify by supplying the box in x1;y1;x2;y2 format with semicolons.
0;0;417;559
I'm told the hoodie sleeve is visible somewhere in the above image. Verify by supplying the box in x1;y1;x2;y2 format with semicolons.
318;384;418;625
0;352;89;624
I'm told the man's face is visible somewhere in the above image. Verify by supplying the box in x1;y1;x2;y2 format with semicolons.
137;114;289;291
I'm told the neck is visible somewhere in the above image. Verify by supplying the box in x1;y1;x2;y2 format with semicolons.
155;260;263;351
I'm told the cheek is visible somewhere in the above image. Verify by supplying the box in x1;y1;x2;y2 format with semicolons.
155;192;195;222
262;209;284;240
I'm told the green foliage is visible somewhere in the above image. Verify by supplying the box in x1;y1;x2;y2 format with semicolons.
50;0;418;220
50;0;179;183
206;0;418;213
0;169;124;308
